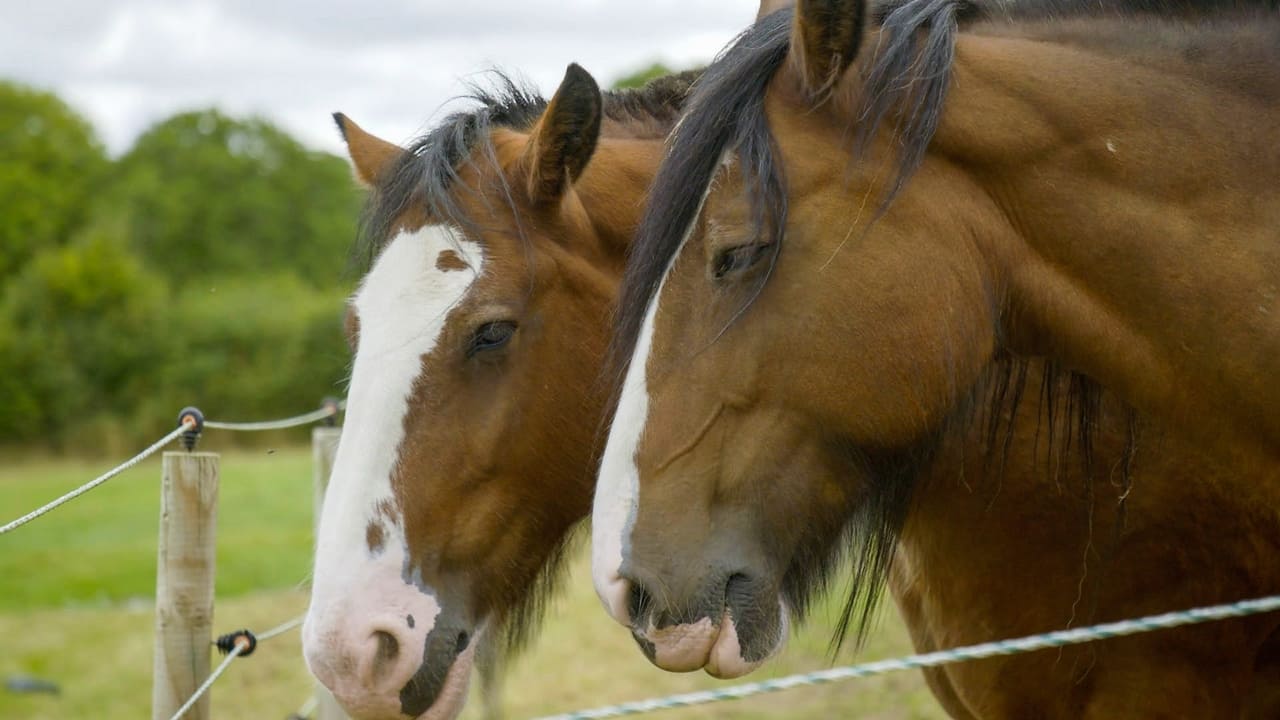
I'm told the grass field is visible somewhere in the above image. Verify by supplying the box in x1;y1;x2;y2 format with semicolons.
0;447;946;719
0;443;315;610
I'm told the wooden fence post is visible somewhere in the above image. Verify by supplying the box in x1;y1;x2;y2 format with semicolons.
311;426;340;534
311;426;350;720
153;451;219;720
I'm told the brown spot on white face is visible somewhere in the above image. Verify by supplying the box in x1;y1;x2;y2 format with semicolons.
366;522;385;554
374;499;399;527
437;249;469;272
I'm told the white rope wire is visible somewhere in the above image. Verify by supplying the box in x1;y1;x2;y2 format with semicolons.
2;400;345;536
292;695;319;720
204;403;341;432
167;615;306;720
530;593;1280;720
0;422;192;536
167;642;244;720
258;615;305;642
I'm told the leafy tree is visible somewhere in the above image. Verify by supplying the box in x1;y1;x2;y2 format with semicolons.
0;227;352;448
0;99;359;451
142;274;350;426
0;228;168;443
612;62;677;90
106;109;361;289
0;81;108;279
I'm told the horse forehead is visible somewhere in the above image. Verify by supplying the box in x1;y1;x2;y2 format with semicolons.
352;225;484;342
446;129;531;204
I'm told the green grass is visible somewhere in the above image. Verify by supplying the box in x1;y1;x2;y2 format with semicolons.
0;450;946;719
0;589;315;719
0;559;946;720
0;444;315;610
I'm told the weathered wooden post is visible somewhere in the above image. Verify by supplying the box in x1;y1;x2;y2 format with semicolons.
311;422;350;720
152;409;219;720
311;424;340;537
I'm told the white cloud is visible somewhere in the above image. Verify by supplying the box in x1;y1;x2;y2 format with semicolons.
0;0;760;155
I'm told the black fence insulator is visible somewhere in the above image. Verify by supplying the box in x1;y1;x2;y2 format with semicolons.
321;396;340;427
214;629;257;657
177;407;204;451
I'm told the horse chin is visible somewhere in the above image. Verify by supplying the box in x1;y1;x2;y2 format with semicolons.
640;616;720;672
705;602;790;679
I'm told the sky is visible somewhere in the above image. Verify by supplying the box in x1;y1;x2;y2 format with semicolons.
1;0;760;156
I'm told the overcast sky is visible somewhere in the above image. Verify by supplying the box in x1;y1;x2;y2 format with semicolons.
2;1;759;157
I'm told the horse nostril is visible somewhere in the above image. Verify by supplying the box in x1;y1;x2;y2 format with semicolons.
627;580;654;625
371;629;400;678
455;630;470;655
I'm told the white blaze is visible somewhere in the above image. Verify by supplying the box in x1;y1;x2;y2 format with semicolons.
307;224;482;638
591;283;660;624
592;177;716;625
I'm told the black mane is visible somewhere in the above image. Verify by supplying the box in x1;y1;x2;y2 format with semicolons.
612;0;1274;652
354;68;700;270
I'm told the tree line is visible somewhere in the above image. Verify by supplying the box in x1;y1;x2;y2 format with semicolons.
0;62;680;454
0;80;362;453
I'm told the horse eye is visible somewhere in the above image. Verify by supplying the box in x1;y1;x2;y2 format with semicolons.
468;321;517;357
712;242;772;280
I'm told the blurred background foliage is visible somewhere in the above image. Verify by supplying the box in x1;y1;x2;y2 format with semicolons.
0;65;674;455
0;79;360;454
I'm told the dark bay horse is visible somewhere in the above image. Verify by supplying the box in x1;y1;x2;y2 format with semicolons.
594;0;1280;715
302;67;695;720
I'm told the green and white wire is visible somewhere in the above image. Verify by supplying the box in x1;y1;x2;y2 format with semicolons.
530;594;1280;720
1;400;346;535
258;615;305;642
0;423;190;536
293;695;319;720
205;403;342;432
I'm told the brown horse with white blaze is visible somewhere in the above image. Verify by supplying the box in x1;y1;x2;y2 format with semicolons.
302;66;695;720
593;0;1280;713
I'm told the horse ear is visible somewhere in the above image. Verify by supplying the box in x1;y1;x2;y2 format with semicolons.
757;0;795;19
789;0;867;98
523;63;602;205
333;113;403;187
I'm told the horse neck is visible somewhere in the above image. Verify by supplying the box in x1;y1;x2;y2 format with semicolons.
933;27;1280;455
